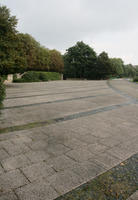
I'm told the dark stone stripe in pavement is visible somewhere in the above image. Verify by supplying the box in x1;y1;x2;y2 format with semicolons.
0;101;137;134
54;153;138;200
107;80;138;103
54;102;133;122
3;93;111;110
6;87;109;100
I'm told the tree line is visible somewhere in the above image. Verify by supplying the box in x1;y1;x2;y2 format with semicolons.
0;4;137;80
64;41;138;80
0;5;64;76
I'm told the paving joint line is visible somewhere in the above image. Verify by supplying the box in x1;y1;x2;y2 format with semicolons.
19;168;32;184
5;87;109;100
1;80;137;134
107;80;138;103
6;85;107;96
0;101;137;134
13;189;20;200
2;93;112;110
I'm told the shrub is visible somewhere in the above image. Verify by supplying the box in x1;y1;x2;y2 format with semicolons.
39;72;48;81
22;71;40;82
13;71;61;83
133;76;138;82
43;72;61;80
13;74;17;81
0;77;5;108
13;78;26;83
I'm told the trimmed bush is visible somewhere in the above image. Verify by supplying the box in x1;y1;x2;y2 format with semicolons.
133;76;138;82
22;71;41;82
13;71;61;83
0;77;5;108
43;72;61;80
38;72;48;81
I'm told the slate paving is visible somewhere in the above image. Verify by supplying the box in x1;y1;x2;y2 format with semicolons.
0;80;137;199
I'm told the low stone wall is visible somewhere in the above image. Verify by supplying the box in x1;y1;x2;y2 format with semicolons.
16;73;23;79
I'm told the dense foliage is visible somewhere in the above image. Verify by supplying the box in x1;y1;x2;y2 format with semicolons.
133;76;138;82
64;42;97;79
95;52;113;79
133;66;138;82
13;71;61;82
64;41;137;80
0;77;5;107
0;5;137;81
110;58;124;77
0;5;64;76
49;50;64;73
0;5;20;75
64;42;124;80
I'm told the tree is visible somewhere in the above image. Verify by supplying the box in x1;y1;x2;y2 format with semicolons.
96;52;113;79
110;58;124;77
17;33;40;71
17;34;63;73
35;46;50;71
0;5;63;75
0;5;21;75
49;50;64;73
64;41;97;79
17;33;50;72
124;64;136;78
133;65;138;82
0;76;5;108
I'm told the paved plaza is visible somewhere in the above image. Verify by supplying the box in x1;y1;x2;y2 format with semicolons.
0;79;137;199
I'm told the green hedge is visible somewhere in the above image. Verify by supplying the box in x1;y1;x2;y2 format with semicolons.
133;76;138;82
0;77;5;108
13;71;61;83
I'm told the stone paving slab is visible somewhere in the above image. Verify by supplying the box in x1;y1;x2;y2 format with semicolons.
21;162;55;182
109;79;138;99
66;147;95;162
25;150;51;163
127;191;138;200
55;153;138;200
4;88;113;108
15;179;58;200
0;93;126;129
47;169;84;195
5;81;107;96
0;149;10;161
0;80;137;199
0;169;29;193
0;192;18;200
1;154;31;171
70;161;105;182
0;165;4;175
6;87;111;100
89;151;121;170
1;142;30;156
47;155;77;172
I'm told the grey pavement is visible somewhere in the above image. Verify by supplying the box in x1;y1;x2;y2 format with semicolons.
127;191;138;200
0;80;137;199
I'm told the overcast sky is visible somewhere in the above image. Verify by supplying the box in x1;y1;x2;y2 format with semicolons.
1;0;138;65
